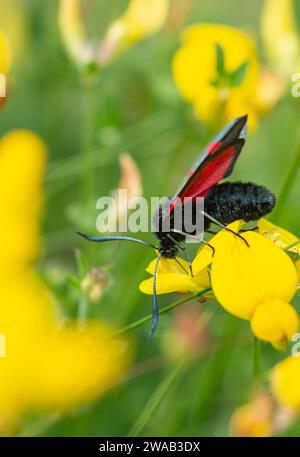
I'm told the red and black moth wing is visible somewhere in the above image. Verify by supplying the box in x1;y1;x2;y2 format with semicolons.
164;114;248;219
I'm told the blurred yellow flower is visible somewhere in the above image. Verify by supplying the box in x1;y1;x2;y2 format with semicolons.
0;30;11;74
0;0;27;62
271;356;300;410
139;255;210;295
0;130;131;431
209;221;298;349
98;0;170;65
230;389;273;437
258;218;300;281
59;0;94;65
261;0;299;79
172;24;260;130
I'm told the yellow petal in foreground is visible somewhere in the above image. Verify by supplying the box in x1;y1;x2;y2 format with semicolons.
0;129;132;431
261;0;299;78
0;130;47;271
271;356;300;409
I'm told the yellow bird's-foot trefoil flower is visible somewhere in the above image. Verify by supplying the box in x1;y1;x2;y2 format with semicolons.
139;255;210;296
98;0;170;66
271;356;300;410
172;24;260;130
0;130;131;433
208;220;299;350
258;218;300;284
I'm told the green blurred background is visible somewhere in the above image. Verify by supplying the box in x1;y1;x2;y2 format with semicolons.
2;0;300;437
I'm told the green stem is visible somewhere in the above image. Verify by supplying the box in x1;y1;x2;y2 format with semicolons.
80;77;95;208
128;360;184;437
272;142;300;222
253;336;261;380
111;288;211;338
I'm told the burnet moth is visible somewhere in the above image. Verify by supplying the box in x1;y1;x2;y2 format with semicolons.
78;114;276;340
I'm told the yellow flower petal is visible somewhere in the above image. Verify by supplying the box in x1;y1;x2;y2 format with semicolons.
271;356;300;409
140;254;210;295
139;272;200;295
108;0;169;44
0;129;132;431
59;0;94;64
0;29;11;74
99;0;169;64
230;390;273;437
258;218;300;253
146;256;190;275
251;299;299;348
211;230;298;320
0;130;47;270
261;0;299;78
192;220;245;274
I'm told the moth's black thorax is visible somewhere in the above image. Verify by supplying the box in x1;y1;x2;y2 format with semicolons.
204;181;276;229
155;231;185;258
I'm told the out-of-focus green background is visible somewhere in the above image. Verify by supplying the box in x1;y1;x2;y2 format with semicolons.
2;0;300;436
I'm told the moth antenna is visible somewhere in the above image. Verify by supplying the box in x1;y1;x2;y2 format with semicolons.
148;252;163;342
76;232;159;250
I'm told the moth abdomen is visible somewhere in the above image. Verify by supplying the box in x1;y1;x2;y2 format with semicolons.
204;181;276;229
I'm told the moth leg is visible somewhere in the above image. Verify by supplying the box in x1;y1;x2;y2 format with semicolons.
202;211;249;247
174;257;190;275
200;239;216;256
167;234;194;277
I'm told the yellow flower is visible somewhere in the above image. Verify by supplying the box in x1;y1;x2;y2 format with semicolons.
261;0;299;79
258;218;299;253
172;24;260;130
0;130;131;431
139;255;210;295
270;356;300;410
208;221;298;349
58;0;94;65
98;0;170;65
258;218;300;281
0;29;11;74
230;389;273;437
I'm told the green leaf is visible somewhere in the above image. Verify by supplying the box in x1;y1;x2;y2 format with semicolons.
228;61;248;87
215;43;225;77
